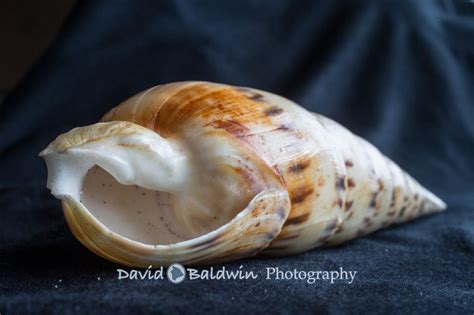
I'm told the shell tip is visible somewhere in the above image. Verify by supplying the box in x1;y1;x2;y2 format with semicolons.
424;189;447;212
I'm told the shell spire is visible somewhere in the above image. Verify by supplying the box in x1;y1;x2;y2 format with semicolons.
310;114;446;246
40;81;446;266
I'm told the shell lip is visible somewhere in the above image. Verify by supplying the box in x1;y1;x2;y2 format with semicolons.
62;188;289;251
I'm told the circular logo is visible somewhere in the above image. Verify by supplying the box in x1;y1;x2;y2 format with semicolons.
167;263;186;284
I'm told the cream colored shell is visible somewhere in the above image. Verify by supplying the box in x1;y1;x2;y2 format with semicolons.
40;81;446;267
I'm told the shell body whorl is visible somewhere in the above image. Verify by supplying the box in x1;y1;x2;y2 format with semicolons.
40;81;446;266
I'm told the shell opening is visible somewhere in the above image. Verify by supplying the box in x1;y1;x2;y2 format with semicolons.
80;165;247;245
40;120;290;265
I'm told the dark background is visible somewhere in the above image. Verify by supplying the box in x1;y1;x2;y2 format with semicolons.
1;1;473;314
0;0;76;98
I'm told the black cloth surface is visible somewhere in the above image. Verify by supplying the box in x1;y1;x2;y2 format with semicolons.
1;1;473;314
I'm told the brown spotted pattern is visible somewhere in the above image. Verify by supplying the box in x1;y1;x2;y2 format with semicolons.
99;81;446;261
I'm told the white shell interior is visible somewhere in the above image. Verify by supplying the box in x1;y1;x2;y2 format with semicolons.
81;166;197;244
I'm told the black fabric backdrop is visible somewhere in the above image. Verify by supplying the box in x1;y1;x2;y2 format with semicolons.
1;1;473;314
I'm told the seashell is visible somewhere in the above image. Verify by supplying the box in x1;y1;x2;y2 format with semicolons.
39;81;446;267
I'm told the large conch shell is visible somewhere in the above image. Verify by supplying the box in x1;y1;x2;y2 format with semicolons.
40;81;446;267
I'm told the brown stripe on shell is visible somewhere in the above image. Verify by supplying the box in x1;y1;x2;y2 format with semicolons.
275;124;292;131
399;206;407;217
244;91;264;101
377;179;384;192
153;84;232;134
390;187;398;208
264;106;284;116
369;192;378;208
284;213;311;226
344;200;354;211
234;86;265;101
288;159;311;173
347;178;356;188
277;234;300;241
290;186;314;204
336;175;346;191
344;160;354;167
155;84;282;138
209;120;250;138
